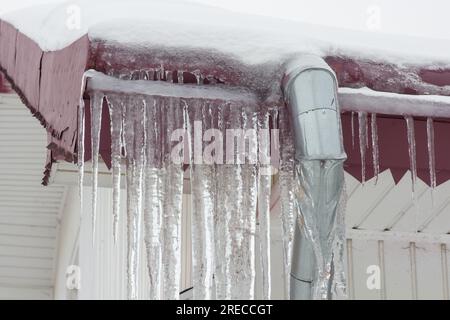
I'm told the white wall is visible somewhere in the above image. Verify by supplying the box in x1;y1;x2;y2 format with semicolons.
53;187;80;299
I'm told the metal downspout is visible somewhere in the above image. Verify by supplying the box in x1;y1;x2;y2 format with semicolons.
282;55;347;299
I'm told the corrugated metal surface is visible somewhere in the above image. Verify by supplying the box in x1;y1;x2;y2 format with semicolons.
0;93;67;299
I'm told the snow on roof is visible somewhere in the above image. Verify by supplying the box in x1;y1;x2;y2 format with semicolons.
1;0;450;67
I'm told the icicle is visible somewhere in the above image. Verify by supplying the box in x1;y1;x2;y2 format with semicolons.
278;108;296;299
331;181;348;299
358;112;367;184
405;116;417;194
177;70;184;84
228;106;258;300
214;103;232;300
371;113;380;184
351;111;355;149
90;92;104;244
427;118;436;191
257;110;271;300
123;96;146;300
187;101;216;299
77;95;86;217
143;97;164;300
161;97;185;300
106;95;123;243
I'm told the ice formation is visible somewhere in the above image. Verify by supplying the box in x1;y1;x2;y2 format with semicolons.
358;112;368;184
426;118;436;191
79;66;349;300
371;113;380;183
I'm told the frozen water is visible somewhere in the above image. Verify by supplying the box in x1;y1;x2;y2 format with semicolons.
278;108;296;299
405;116;417;194
82;72;349;300
142;97;165;300
257;110;271;300
426;118;436;191
122;96;146;300
371;113;379;183
90;92;104;244
351;112;355;149
105;95;123;243
187;102;216;299
358;112;367;184
77;91;86;218
161;98;185;300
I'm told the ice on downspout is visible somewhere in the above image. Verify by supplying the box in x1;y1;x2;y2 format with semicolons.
278;108;296;299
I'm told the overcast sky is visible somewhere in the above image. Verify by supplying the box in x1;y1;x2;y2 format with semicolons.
192;0;450;40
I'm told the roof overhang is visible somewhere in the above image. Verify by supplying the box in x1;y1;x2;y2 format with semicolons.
1;18;450;185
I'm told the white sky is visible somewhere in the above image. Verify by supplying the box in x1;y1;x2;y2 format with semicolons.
191;0;450;40
1;0;449;40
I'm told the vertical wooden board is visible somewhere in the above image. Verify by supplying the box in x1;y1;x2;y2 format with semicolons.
346;170;393;228
393;182;432;232
13;32;42;109
344;171;360;197
350;239;381;299
0;21;17;74
361;172;424;231
39;35;89;153
418;179;450;233
383;240;413;299
415;243;444;299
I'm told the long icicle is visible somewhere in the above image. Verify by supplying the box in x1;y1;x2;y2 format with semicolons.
371;113;380;184
77;94;86;217
214;103;232;299
230;106;258;299
90;92;104;245
405;116;417;194
106;95;123;243
123;96;146;300
405;116;418;233
358;112;367;184
427;118;436;192
162;97;184;300
143;97;164;299
351;111;355;149
331;181;348;299
257;110;272;300
189;101;216;299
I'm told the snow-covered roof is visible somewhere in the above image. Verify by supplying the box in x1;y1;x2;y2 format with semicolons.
1;0;450;67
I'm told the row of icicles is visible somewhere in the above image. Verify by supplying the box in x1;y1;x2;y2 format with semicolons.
77;88;301;299
352;112;436;192
76;85;437;299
